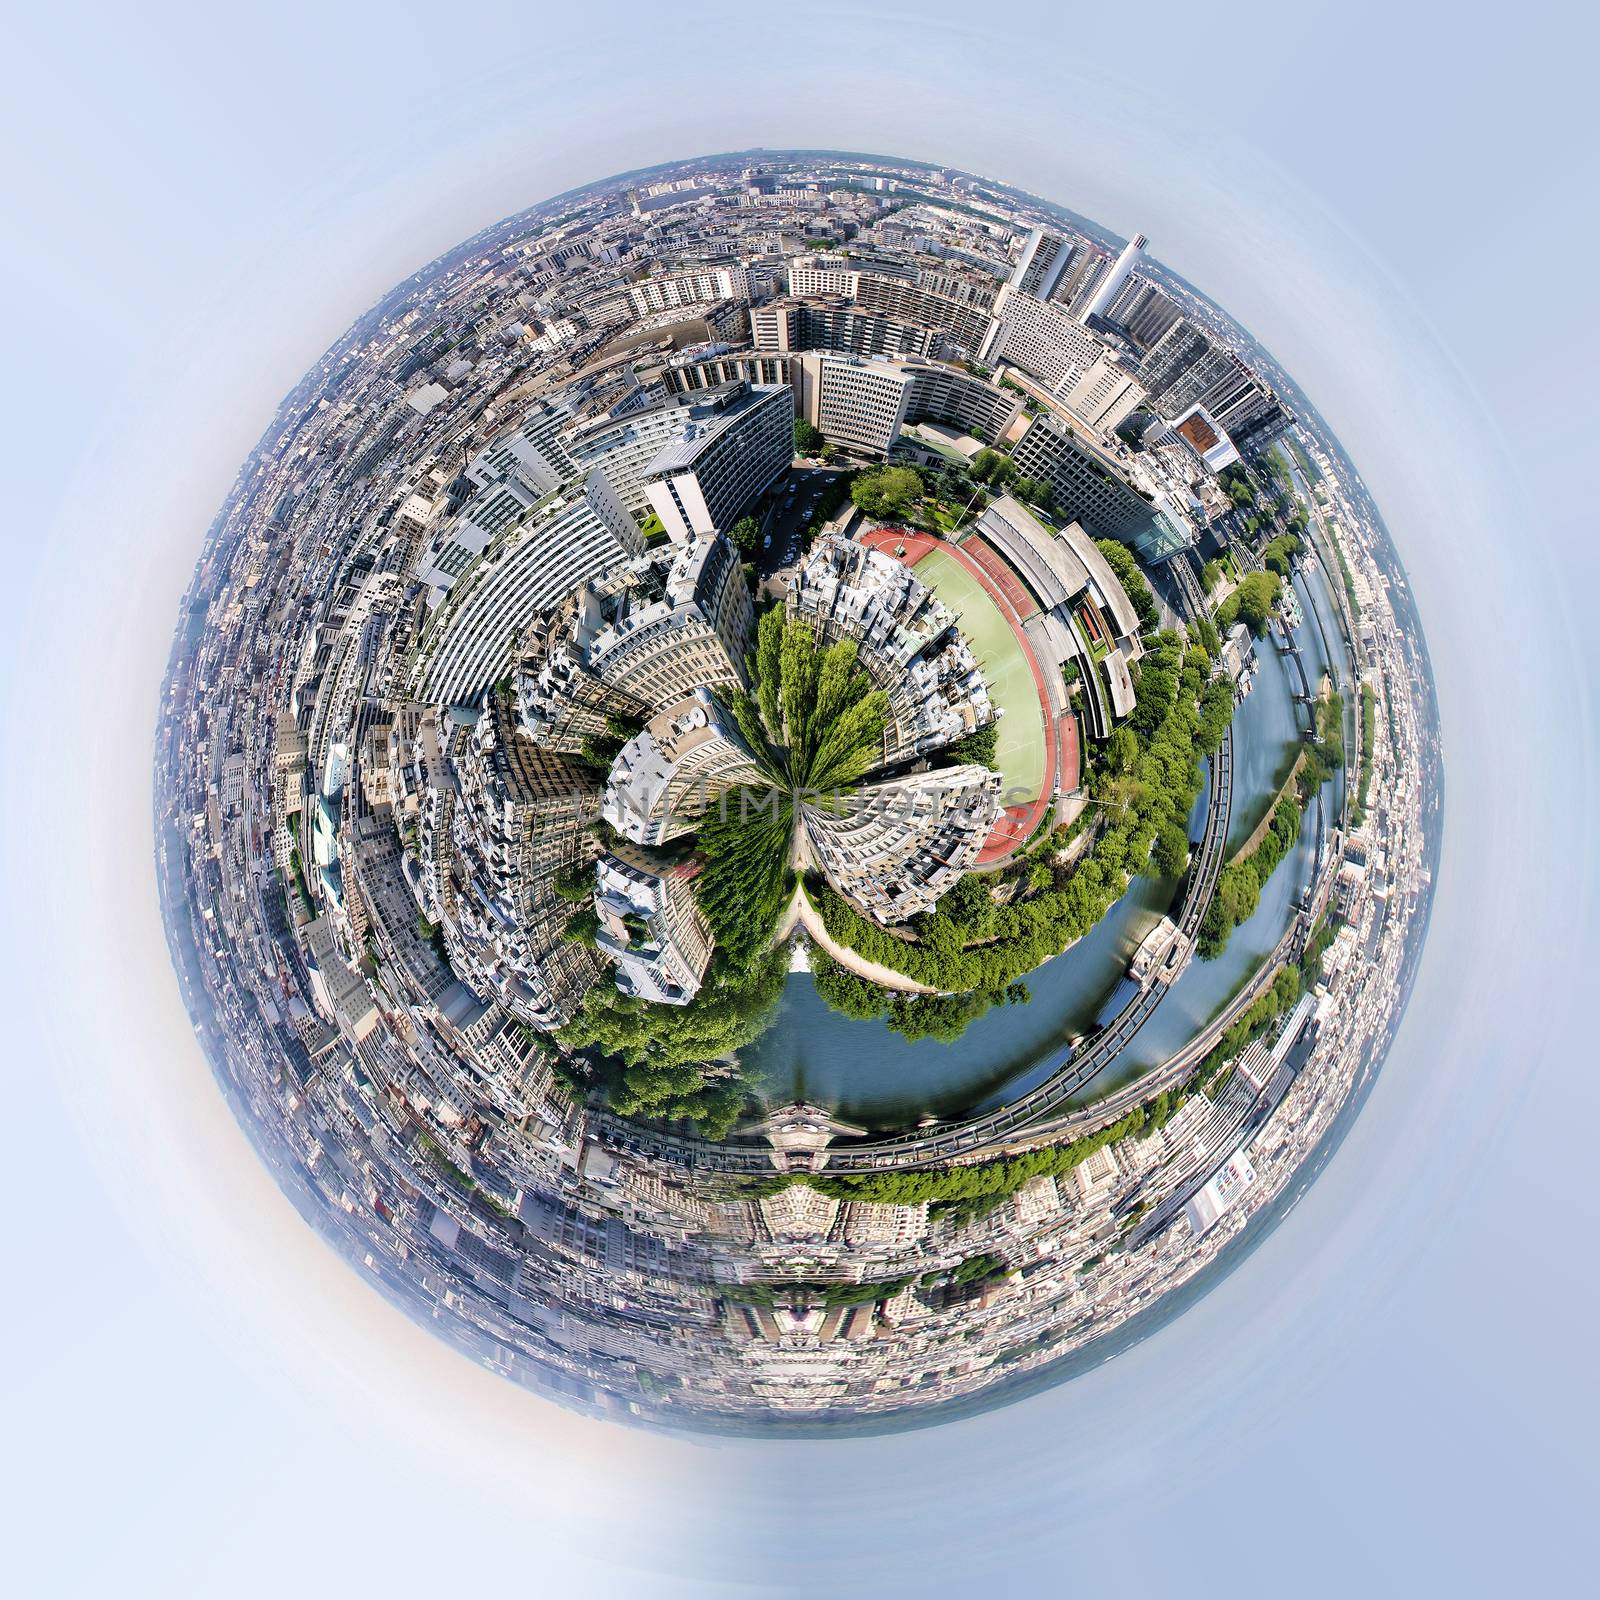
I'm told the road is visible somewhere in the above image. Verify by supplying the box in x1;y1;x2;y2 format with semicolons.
752;464;849;579
773;885;938;995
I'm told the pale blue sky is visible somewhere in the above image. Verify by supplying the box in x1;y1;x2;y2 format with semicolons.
1;2;1596;1594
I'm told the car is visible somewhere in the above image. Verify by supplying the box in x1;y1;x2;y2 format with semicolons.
762;535;771;549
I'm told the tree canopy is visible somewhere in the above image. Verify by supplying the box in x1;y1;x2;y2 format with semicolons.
729;607;889;792
730;515;761;556
1216;569;1281;636
850;465;924;520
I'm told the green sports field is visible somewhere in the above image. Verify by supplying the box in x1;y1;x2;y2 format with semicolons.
913;546;1047;803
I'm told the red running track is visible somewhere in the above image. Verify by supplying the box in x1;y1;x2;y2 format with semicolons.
857;525;1076;867
957;531;1042;623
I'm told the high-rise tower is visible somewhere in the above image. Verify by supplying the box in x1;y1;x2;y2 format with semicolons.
1008;227;1074;301
1081;233;1148;324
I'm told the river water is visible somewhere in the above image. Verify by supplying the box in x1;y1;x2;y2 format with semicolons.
744;557;1350;1130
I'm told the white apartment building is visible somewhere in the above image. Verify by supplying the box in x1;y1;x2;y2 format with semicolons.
593;850;715;1007
602;689;766;846
788;354;1020;455
979;285;1108;396
626;263;750;317
414;470;643;707
787;533;994;765
804;766;1001;925
1062;350;1148;433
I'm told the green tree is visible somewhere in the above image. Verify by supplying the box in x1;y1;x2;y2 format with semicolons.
730;515;761;556
1216;569;1280;636
1013;476;1055;511
552;865;593;903
941;720;1000;770
939;873;997;933
793;418;824;455
887;990;1003;1041
1105;725;1139;776
558;946;789;1130
1262;533;1301;576
695;793;794;963
1151;820;1190;877
850;465;923;520
811;953;887;1021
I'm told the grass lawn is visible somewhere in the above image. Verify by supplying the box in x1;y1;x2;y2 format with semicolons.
914;544;1047;803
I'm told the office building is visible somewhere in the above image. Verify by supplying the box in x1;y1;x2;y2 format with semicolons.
660;351;795;396
913;266;1003;310
1185;1150;1258;1236
853;273;993;354
1170;406;1241;472
1057;248;1108;315
1099;279;1182;350
1135;318;1214;402
560;401;696;516
416;472;546;600
1010;411;1157;543
802;355;917;453
784;259;993;354
590;534;752;705
1061;350;1148;432
463;398;580;499
1135;322;1288;448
